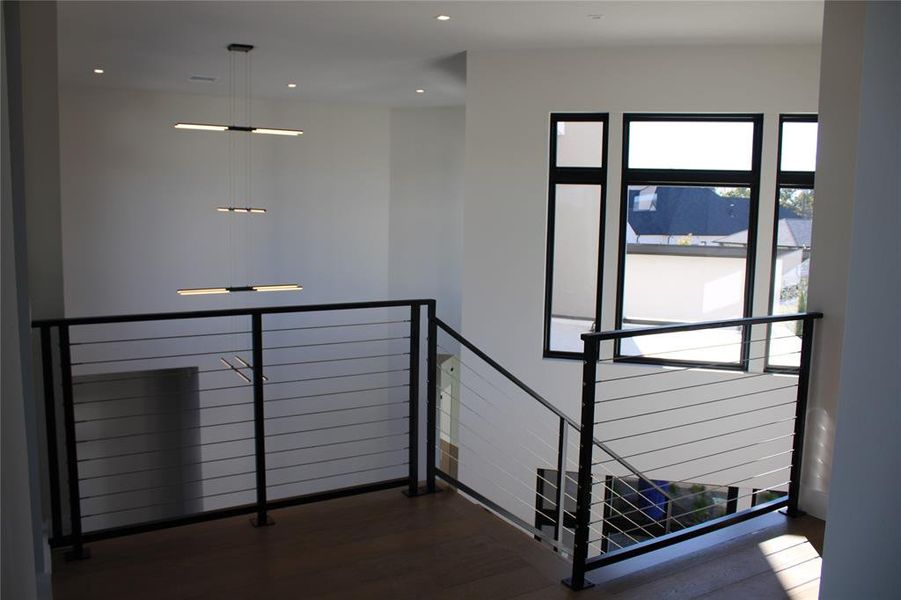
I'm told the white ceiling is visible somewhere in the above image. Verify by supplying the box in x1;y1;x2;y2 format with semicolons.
58;1;824;107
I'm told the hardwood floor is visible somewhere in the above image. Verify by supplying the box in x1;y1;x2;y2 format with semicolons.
52;485;824;599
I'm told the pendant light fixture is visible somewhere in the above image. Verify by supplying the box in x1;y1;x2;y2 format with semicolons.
175;42;302;296
216;207;267;214
176;284;303;295
174;123;303;136
174;45;303;137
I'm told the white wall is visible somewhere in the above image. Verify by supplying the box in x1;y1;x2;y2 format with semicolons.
388;106;464;328
21;0;64;321
802;1;867;520
53;85;458;530
460;43;821;518
59;86;392;317
463;42;819;412
19;6;63;587
1;88;41;600
819;2;900;597
2;3;50;597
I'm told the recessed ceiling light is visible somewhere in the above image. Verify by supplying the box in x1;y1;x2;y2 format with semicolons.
435;15;450;21
93;68;104;74
287;83;297;89
416;89;425;94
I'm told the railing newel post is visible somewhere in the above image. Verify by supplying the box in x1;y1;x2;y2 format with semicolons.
426;300;437;493
404;304;420;496
787;316;816;517
553;416;567;548
59;325;89;560
250;312;273;527
40;326;63;542
563;336;599;590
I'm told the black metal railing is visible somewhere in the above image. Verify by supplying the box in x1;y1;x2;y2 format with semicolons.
33;299;436;559
564;312;821;590
35;301;821;591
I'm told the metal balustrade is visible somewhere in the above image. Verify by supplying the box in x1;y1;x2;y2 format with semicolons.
33;300;436;559
564;312;821;590
34;301;820;592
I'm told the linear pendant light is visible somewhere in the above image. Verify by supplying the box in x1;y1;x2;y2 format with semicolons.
174;123;228;131
177;43;302;297
176;287;230;296
217;207;267;214
174;123;303;136
177;284;303;295
252;284;302;292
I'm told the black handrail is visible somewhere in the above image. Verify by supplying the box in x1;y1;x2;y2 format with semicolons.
435;317;579;430
584;311;823;341
32;298;435;327
435;318;676;504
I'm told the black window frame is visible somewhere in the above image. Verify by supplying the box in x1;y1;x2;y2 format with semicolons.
614;113;765;369
543;113;610;360
766;114;817;374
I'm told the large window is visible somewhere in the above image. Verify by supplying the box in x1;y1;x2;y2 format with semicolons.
768;115;817;370
616;114;763;366
543;114;609;357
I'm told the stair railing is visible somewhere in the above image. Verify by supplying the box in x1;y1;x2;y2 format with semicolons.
564;312;822;589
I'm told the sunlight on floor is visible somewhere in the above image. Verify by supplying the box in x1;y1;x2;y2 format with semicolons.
758;533;822;599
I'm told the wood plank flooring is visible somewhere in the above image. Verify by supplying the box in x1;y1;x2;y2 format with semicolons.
52;485;824;599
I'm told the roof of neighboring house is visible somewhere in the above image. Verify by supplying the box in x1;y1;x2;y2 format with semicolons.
780;218;813;248
627;187;802;237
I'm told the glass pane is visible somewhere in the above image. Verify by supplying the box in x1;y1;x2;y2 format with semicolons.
548;184;601;353
628;120;754;171
780;121;818;172
605;477;669;548
556;121;604;168
667;482;730;530
620;185;750;363
770;187;815;368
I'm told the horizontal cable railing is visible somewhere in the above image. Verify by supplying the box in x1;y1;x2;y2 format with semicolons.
432;318;579;554
35;300;821;590
33;300;436;558
564;312;821;590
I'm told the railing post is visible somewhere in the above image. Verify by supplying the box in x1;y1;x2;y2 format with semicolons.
40;326;63;542
250;312;273;527
426;300;437;493
787;316;815;517
404;304;421;496
740;323;753;371
563;336;599;590
59;325;89;560
553;416;568;548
